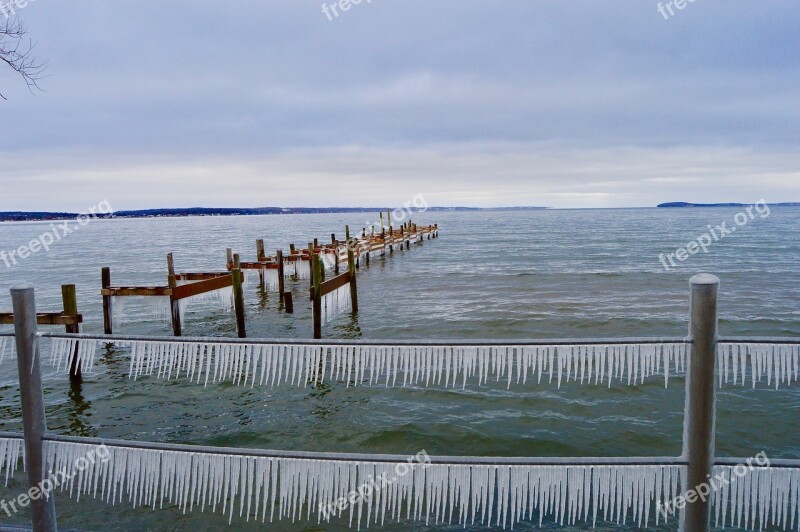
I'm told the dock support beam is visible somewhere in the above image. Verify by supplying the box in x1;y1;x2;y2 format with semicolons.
312;253;322;339
61;284;81;381
11;285;58;532
167;253;182;336
232;254;246;338
256;239;266;288
276;249;286;299
681;273;719;532
101;267;112;334
347;243;359;314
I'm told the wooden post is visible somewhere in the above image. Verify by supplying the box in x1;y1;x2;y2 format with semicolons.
232;254;246;338
682;274;719;532
314;238;318;248
347;244;359;314
226;248;233;268
283;291;294;313
11;284;58;532
275;249;286;300
312;254;322;339
333;239;340;275
101;266;112;334
62;284;81;381
289;243;295;253
308;243;315;295
256;239;266;288
167;253;182;336
276;249;285;296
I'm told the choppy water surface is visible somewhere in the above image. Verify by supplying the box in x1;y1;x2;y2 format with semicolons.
0;208;798;530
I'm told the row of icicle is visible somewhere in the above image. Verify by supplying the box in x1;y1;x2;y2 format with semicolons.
121;342;690;388
40;440;684;529
711;465;800;531
0;337;798;389
0;440;780;530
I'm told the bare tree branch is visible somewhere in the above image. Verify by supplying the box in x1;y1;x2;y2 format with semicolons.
0;15;46;100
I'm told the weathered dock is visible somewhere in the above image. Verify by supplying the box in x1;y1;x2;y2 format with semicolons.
98;217;439;339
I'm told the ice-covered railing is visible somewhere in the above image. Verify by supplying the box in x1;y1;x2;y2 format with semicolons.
5;276;800;531
19;332;800;390
1;435;797;530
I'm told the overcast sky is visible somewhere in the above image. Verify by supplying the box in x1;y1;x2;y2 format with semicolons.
1;0;798;210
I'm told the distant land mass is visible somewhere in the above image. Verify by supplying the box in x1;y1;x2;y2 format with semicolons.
0;206;548;222
658;202;800;208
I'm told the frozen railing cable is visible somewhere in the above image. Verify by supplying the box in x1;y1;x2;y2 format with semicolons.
29;334;800;390
41;437;687;529
0;437;25;486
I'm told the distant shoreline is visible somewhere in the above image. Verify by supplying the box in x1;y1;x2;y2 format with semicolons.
658;202;800;208
0;206;548;222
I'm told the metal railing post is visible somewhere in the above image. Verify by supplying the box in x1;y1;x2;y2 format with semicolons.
681;274;719;532
11;284;58;532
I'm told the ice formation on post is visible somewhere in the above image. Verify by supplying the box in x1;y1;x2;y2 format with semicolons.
0;336;13;365
264;269;280;291
111;296;172;326
717;343;799;389
43;441;689;529
109;341;691;389
711;465;800;531
0;437;24;485
176;286;234;322
321;284;352;324
294;260;311;280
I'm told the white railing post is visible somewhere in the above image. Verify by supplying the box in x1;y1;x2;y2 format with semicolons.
681;274;719;532
11;284;58;532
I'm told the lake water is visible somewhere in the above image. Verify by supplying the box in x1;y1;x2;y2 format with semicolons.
0;208;798;530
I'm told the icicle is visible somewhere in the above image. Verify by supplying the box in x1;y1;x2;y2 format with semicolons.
264;268;280;291
0;335;14;365
711;465;800;531
111;296;172;327
177;286;234;323
717;343;799;389
321;282;353;325
0;438;24;486
294;260;311;280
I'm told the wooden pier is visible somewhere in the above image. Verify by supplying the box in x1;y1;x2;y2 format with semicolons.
93;217;438;339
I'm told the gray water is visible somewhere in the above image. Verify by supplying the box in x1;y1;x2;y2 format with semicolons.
0;208;798;530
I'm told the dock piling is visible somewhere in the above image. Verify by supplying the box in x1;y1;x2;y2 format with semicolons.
102;267;112;334
61;284;81;381
232;254;246;338
11;285;58;532
167;253;182;336
312;254;322;339
682;274;720;532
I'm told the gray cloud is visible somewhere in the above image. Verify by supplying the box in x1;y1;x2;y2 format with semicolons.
1;0;798;209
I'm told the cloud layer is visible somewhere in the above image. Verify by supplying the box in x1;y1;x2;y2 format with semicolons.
1;0;798;209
